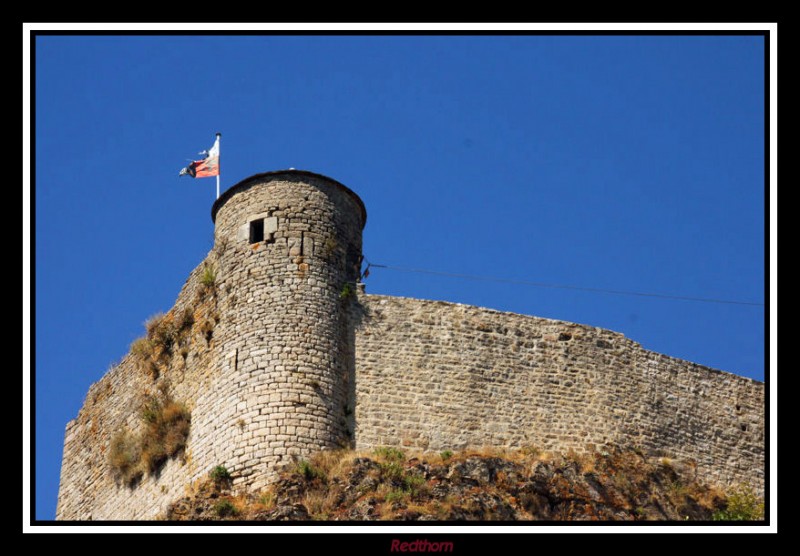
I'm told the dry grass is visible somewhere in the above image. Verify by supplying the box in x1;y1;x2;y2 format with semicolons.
574;452;597;474
130;337;153;360
130;306;201;380
130;337;160;379
308;448;358;481
146;313;177;356
108;390;191;487
378;497;399;520
108;430;142;486
253;491;276;512
200;318;215;344
694;484;726;510
303;489;337;520
176;307;194;331
464;445;508;459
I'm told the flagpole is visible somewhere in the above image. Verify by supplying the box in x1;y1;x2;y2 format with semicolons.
215;132;221;200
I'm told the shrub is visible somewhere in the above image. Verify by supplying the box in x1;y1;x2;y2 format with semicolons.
140;431;168;472
403;472;426;491
374;447;405;461
130;337;160;380
379;461;405;483
339;282;354;300
130;337;153;360
146;314;176;355
139;394;163;425
210;465;232;483
713;486;765;521
440;450;453;461
138;394;190;472
201;264;216;288
385;489;408;504
214;499;239;518
295;459;325;481
159;401;191;455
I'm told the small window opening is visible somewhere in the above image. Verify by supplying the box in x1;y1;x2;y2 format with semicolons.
250;219;265;243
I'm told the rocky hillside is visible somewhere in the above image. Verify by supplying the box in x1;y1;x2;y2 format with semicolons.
163;446;763;521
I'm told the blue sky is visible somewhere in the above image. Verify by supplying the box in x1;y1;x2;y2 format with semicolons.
33;34;766;520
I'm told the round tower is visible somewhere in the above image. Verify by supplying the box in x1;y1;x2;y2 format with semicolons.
210;170;365;488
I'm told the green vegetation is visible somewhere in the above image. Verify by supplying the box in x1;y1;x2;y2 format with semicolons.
339;282;355;300
210;465;232;484
379;460;404;482
200;264;216;289
440;450;453;461
372;445;427;499
295;459;326;482
402;471;427;495
713;486;765;521
374;446;405;461
385;489;408;504
214;499;239;518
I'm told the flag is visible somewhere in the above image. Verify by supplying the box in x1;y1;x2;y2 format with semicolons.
179;134;220;178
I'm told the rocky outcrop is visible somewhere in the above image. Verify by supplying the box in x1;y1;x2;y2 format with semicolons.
163;446;758;521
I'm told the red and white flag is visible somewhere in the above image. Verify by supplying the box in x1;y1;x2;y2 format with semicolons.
179;134;220;178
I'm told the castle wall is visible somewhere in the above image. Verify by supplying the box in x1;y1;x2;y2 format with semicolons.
56;276;765;521
353;294;765;491
55;172;764;520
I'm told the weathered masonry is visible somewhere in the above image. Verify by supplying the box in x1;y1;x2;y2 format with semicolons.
56;170;764;520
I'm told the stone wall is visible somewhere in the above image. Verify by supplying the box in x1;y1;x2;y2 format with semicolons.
353;294;764;491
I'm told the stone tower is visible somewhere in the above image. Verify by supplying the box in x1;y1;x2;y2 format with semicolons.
209;170;366;489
